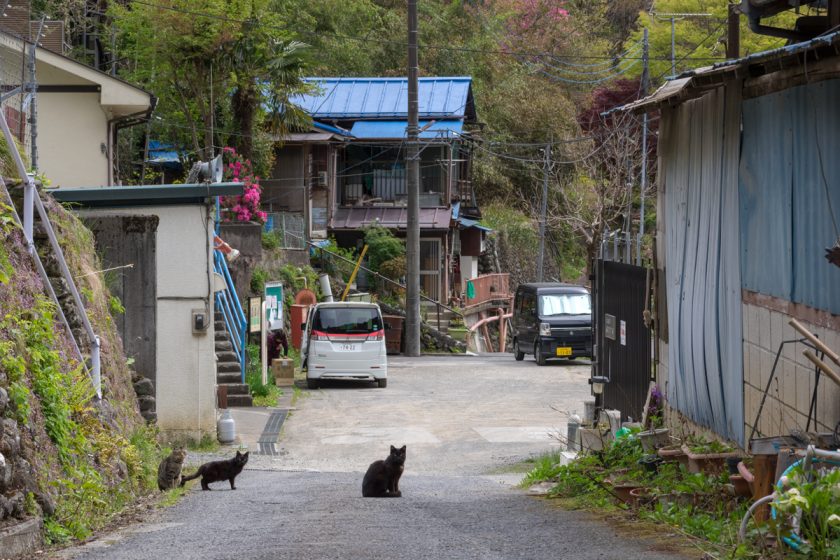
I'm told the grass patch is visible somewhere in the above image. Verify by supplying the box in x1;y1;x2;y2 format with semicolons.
187;434;220;453
158;485;190;508
519;451;566;487
252;383;283;407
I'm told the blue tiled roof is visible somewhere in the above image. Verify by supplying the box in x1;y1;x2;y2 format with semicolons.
294;77;475;120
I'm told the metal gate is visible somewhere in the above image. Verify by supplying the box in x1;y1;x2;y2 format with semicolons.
593;259;652;422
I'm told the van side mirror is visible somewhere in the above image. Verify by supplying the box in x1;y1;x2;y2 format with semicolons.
300;322;306;331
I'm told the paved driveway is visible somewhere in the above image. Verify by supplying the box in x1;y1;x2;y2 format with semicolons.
58;355;694;560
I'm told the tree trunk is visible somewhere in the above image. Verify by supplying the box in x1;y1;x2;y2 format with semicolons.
232;83;256;161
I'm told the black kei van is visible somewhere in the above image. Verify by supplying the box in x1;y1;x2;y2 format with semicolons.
512;283;593;365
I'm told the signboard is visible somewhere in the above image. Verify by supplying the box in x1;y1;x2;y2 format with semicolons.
620;320;627;346
248;297;262;334
264;282;284;330
604;314;616;340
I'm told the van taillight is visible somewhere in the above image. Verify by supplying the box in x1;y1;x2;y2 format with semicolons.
367;329;384;341
311;330;330;341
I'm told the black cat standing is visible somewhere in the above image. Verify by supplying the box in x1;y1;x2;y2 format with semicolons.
181;450;249;491
362;445;406;497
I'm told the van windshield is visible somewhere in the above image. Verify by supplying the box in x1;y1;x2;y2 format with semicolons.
539;293;591;316
312;307;382;334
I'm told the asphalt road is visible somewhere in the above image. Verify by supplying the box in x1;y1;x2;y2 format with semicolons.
58;355;693;560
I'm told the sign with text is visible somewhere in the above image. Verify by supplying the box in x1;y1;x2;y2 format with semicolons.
264;282;284;330
604;314;616;340
249;297;262;333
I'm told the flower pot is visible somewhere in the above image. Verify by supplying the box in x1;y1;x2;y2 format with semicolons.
638;428;671;453
448;327;468;342
729;474;753;498
579;427;614;452
629;487;654;507
657;445;689;469
611;482;643;505
682;445;741;475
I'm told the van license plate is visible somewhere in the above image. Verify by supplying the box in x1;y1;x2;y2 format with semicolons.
339;344;358;352
556;347;572;357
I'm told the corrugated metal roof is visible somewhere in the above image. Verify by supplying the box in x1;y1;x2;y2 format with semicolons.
331;207;451;231
606;29;840;115
349;120;463;139
295;77;475;120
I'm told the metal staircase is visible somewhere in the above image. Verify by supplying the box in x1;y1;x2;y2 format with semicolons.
213;239;251;407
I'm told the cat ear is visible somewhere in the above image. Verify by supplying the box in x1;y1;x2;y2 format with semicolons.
390;445;397;453
400;445;406;452
236;450;241;457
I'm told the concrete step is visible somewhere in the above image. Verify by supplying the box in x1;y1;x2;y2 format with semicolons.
217;372;242;384
226;394;253;407
214;320;226;331
217;361;242;374
215;329;231;343
216;350;239;363
215;340;233;352
220;383;250;395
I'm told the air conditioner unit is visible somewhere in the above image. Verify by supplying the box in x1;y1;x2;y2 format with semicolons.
316;171;328;187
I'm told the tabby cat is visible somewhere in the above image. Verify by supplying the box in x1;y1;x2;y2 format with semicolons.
180;450;249;490
157;447;187;491
362;445;406;498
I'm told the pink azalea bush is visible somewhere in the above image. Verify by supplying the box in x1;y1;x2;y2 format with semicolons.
219;146;267;223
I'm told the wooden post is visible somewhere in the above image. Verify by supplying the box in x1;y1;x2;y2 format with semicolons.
727;4;740;60
497;307;507;352
752;454;778;523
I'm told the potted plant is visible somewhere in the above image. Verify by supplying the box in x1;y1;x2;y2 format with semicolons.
638;428;671;453
607;472;646;505
447;313;469;342
657;443;689;469
681;437;740;475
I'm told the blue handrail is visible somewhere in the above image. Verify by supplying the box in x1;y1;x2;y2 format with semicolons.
214;250;247;382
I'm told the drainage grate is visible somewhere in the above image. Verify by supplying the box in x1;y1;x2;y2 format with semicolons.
256;411;287;455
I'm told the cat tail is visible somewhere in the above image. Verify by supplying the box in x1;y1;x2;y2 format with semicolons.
180;469;202;486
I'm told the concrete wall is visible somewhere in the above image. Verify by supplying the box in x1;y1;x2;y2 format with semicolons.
741;296;840;440
83;215;158;387
80;204;217;440
218;222;262;302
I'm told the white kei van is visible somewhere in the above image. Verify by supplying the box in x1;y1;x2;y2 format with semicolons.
301;302;388;389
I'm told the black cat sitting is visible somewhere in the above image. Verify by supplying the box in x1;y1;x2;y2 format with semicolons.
181;450;249;491
362;445;406;498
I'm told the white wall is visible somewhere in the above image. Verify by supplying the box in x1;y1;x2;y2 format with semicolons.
38;92;109;187
79;204;217;440
460;255;478;282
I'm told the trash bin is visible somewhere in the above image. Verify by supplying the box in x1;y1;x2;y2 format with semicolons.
382;315;404;355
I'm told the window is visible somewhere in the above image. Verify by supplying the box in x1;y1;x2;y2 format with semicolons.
313;307;381;334
539;293;591;316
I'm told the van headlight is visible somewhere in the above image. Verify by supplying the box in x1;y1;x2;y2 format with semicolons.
539;322;551;337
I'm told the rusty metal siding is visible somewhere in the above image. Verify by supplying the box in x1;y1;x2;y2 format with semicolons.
595;260;652;422
739;79;840;314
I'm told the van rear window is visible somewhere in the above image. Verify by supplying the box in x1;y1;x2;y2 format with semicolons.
539;293;591;316
313;307;382;334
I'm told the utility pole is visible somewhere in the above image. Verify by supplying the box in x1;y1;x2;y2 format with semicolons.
652;12;712;78
638;28;649;266
727;4;741;60
405;0;421;357
536;142;550;282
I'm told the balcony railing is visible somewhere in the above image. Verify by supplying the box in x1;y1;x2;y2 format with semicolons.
463;273;512;308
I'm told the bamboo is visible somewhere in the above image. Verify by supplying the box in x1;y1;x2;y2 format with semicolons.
803;350;840;388
340;245;368;301
788;318;840;365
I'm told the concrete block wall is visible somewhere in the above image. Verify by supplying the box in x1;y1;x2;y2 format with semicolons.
742;301;840;439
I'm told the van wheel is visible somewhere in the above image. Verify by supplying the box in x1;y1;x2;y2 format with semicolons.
306;378;319;390
534;342;547;366
514;340;525;361
377;379;387;388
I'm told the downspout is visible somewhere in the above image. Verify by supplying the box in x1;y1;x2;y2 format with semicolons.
744;6;809;41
